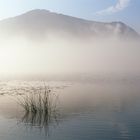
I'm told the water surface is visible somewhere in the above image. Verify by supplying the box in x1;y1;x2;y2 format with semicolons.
0;78;140;140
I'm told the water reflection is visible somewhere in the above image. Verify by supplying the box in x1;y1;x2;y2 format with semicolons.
0;80;140;140
20;109;60;136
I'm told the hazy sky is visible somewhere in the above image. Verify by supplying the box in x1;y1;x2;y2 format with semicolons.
0;0;139;33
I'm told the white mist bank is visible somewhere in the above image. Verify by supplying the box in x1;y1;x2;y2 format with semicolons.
0;35;139;78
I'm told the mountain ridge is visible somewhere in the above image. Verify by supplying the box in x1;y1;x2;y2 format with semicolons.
0;9;139;40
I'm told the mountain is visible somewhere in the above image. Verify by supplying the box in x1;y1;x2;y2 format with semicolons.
0;9;139;40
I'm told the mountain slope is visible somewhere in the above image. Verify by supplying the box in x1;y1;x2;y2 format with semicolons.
0;9;139;40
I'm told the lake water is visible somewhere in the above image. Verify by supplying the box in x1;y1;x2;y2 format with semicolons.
0;78;140;140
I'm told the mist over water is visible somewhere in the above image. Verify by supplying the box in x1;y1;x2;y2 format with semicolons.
0;35;139;79
0;7;140;140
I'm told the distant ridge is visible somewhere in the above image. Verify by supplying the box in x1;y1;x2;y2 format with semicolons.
0;9;139;40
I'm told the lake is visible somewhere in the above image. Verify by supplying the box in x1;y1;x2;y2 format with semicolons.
0;77;140;140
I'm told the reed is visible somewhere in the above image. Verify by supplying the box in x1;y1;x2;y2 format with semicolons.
18;85;57;116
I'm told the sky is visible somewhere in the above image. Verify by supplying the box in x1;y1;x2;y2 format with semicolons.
0;0;139;33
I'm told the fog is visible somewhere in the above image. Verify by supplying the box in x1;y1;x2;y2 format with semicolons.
0;35;139;79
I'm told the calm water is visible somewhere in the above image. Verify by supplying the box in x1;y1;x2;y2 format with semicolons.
0;78;140;140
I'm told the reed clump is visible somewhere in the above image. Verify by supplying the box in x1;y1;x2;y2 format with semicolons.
18;86;58;116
